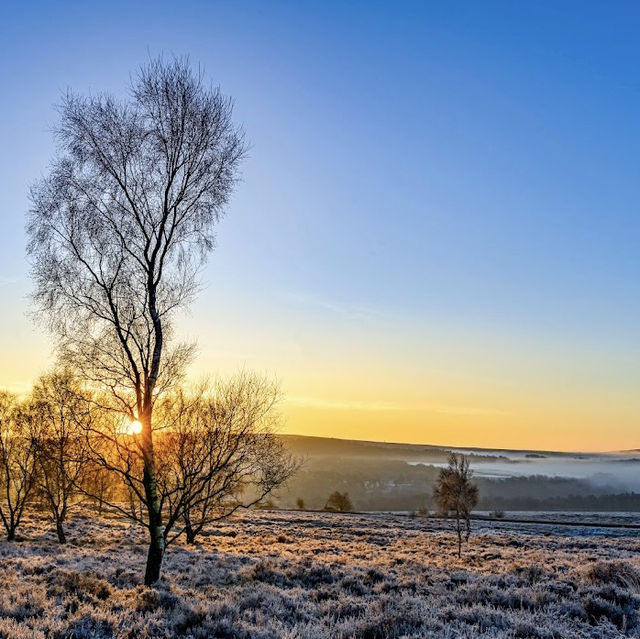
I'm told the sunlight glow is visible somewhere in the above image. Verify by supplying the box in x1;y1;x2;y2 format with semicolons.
128;419;143;435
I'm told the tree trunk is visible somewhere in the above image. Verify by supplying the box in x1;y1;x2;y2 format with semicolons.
56;520;66;544
144;523;165;585
141;412;165;585
7;527;16;542
185;520;196;545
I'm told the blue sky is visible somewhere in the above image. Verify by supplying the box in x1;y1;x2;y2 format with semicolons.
0;1;638;449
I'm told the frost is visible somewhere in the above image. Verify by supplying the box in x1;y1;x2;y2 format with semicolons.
0;509;638;637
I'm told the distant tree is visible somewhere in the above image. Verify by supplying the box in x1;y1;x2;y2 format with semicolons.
82;464;119;517
27;370;91;543
0;393;38;541
433;453;478;557
296;497;305;510
28;56;246;584
324;491;353;512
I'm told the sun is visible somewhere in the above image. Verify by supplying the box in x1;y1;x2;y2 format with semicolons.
128;419;143;435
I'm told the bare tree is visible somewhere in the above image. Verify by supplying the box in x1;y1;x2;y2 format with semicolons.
433;453;479;557
27;57;245;583
156;373;298;545
0;393;38;541
27;370;91;543
324;491;353;512
82;464;120;517
72;373;296;546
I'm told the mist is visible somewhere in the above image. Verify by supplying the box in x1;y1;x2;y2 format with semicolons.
414;448;640;493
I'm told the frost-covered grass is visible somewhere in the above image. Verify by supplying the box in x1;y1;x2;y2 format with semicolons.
0;509;639;637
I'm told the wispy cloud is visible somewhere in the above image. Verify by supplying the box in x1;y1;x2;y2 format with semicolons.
286;396;408;412
0;275;18;287
285;395;510;417
426;404;511;417
281;291;384;322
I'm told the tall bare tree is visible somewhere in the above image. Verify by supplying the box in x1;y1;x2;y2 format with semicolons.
28;370;91;543
0;393;38;541
433;453;479;558
27;56;246;583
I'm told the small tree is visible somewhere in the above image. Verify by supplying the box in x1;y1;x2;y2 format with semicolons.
433;453;478;557
74;373;297;546
0;393;38;541
296;497;305;510
27;371;91;543
324;491;353;512
155;373;298;545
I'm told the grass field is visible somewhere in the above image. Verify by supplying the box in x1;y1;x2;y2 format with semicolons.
0;510;639;638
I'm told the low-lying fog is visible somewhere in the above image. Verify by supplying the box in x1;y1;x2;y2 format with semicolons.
410;449;640;491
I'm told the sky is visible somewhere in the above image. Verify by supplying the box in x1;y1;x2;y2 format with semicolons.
0;1;638;452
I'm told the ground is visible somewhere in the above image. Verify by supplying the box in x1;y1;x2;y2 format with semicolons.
0;510;639;638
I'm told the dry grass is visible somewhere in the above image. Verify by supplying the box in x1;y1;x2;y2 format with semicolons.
0;509;639;637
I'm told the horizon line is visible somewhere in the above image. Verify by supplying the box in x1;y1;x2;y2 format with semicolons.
278;432;635;456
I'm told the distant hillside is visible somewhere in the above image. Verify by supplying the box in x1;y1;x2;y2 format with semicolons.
279;434;510;463
274;435;640;512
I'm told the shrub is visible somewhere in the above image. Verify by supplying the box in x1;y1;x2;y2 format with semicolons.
510;564;549;586
580;560;640;592
324;491;353;512
47;571;112;602
582;596;628;630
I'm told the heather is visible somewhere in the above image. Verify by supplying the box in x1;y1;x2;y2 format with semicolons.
0;509;639;638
